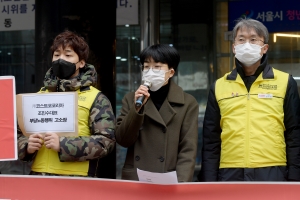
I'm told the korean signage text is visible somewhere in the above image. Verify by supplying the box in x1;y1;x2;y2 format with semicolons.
16;92;78;137
228;0;300;32
0;0;35;31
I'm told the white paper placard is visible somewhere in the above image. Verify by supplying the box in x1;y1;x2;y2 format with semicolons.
137;168;178;184
17;92;78;137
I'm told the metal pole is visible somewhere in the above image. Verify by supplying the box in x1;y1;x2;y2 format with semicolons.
140;0;160;51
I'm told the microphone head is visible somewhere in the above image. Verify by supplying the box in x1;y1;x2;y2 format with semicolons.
144;80;152;88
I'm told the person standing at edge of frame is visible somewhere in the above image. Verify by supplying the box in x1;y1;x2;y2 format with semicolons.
17;30;116;177
198;18;300;182
116;44;199;182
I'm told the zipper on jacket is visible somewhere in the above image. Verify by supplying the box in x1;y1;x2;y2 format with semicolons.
246;92;250;167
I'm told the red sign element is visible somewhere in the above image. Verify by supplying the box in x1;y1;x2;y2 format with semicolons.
0;175;300;200
0;76;17;160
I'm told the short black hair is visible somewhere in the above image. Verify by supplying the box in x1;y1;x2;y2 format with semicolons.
139;44;180;71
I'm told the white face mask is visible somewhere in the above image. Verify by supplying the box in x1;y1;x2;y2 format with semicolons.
142;69;170;91
234;42;265;67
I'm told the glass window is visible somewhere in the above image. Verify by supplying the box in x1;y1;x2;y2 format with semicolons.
115;25;141;179
160;0;212;180
268;32;300;93
0;30;35;94
0;30;35;175
216;1;232;78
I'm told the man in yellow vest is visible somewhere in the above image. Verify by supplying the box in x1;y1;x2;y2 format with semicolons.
18;30;116;177
198;18;300;181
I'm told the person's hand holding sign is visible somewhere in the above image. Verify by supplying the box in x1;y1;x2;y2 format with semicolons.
44;133;60;152
27;133;61;154
27;133;44;154
17;30;116;177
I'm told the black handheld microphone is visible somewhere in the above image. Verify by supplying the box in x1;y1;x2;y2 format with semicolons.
135;81;152;107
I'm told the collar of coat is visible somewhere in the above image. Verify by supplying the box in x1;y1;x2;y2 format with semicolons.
143;79;185;127
227;54;275;81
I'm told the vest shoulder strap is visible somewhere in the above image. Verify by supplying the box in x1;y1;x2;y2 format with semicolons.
77;86;100;110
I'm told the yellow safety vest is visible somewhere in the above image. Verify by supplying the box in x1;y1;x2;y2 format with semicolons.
215;68;289;168
31;86;100;175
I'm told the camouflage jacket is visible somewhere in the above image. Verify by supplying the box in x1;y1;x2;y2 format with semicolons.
18;64;116;169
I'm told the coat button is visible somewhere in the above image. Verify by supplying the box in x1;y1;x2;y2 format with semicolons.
162;127;167;133
159;156;165;162
135;156;140;161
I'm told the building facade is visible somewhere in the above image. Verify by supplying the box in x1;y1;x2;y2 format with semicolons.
0;0;300;180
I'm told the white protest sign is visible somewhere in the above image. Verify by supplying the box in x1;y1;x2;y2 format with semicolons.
17;92;78;137
0;0;35;31
116;0;138;25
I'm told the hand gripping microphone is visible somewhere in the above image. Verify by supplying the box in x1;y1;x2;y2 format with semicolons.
135;81;152;107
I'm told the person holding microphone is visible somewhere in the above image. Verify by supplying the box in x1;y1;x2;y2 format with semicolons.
116;44;199;182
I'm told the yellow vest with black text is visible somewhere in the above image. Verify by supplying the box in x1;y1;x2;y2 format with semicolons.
215;69;289;168
31;86;99;175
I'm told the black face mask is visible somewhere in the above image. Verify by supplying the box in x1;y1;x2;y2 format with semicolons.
52;59;77;79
